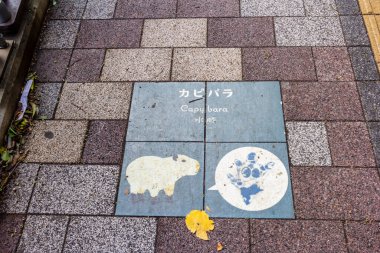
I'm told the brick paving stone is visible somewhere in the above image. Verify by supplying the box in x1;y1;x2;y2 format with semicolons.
286;122;331;166
349;47;380;80
25;120;87;163
115;0;176;18
101;49;172;81
55;82;132;119
208;17;275;47
292;167;380;220
172;48;242;81
83;0;117;19
357;81;380;120
275;17;345;46
34;49;71;82
340;16;370;46
345;221;380;253
282;82;364;120
0;215;25;253
141;18;207;47
40;20;80;49
335;0;361;15
313;47;354;81
29;165;118;215
241;0;304;16
82;120;128;164
177;0;240;17
250;220;346;253
156;218;249;252
368;122;380;166
64;217;156;253
48;0;86;19
35;83;62;119
76;20;143;48
17;215;68;253
66;49;105;82
304;0;338;16
242;47;316;81
327;122;376;167
0;164;39;213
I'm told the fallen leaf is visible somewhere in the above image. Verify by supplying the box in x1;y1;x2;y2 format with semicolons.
185;210;214;240
217;242;223;251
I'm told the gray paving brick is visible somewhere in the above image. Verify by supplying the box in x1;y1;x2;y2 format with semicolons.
29;165;118;215
0;215;25;252
357;81;380;120
348;47;379;80
83;0;117;19
35;83;62;119
0;164;39;213
335;0;360;15
64;217;156;253
304;0;338;16
49;0;87;19
286;122;331;166
241;0;304;16
17;215;68;253
340;16;370;46
275;17;345;46
40;20;80;49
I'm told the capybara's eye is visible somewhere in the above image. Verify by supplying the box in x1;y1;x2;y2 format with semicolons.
242;167;251;178
182;159;186;162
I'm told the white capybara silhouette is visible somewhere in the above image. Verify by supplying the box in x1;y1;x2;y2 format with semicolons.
126;154;200;197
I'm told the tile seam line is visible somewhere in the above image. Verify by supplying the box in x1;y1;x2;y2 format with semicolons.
60;216;71;253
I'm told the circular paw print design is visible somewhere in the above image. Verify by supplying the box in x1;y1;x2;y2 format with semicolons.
209;147;288;211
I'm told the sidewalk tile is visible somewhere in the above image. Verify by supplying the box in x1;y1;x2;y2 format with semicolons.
313;47;354;81
208;17;275;47
83;0;117;19
177;0;239;17
242;47;316;81
286;122;331;166
172;48;242;81
304;0;338;16
18;215;68;253
0;164;39;213
66;49;105;82
29;165;118;215
76;20;143;48
34;49;71;82
56;82;132;119
340;16;370;46
345;221;380;253
292;167;380;220
25;121;87;163
35;83;62;119
251;220;346;253
359;0;380;14
368;122;380;166
241;0;304;16
115;0;176;18
49;0;86;19
335;0;360;15
327;122;376;167
82;120;128;164
282;82;363;120
156;218;249;252
0;215;25;253
141;18;207;47
64;217;156;253
101;49;172;81
275;17;345;46
40;20;80;49
357;81;380;120
349;47;379;80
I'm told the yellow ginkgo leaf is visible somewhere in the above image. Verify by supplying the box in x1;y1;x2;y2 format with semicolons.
185;210;214;240
217;242;224;251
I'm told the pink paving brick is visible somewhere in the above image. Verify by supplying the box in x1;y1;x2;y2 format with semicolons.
313;47;355;81
242;47;317;81
177;0;240;17
251;220;346;253
208;17;275;47
345;221;380;253
292;167;380;220
66;49;105;82
327;122;376;167
282;81;364;120
115;0;176;18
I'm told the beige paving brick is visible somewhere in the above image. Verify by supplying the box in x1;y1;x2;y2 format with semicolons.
55;82;132;119
141;18;207;47
101;49;172;81
25;121;87;163
172;48;242;81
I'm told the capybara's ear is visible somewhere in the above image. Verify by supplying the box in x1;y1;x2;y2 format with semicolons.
172;155;178;161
